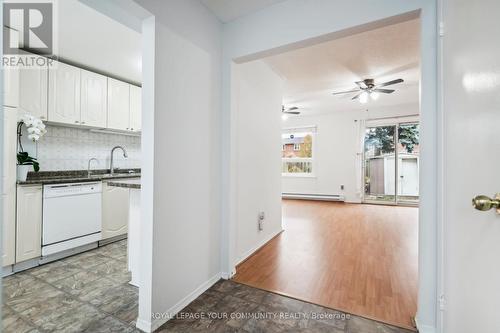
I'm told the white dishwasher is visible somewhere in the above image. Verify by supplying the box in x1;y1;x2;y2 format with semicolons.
42;182;102;256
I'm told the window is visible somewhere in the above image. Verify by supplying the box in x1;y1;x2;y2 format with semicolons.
282;127;315;176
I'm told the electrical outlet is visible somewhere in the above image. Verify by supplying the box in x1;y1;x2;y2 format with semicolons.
258;212;265;231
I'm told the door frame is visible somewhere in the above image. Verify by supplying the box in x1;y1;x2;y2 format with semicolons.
223;4;440;333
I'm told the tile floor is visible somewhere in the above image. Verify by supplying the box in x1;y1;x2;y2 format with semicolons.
3;240;415;333
158;279;415;333
3;239;139;333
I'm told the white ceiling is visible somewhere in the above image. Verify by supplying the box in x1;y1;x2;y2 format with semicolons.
265;19;420;116
200;0;287;23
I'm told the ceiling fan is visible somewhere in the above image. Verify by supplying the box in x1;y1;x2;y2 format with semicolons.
282;106;300;120
282;105;300;115
331;78;404;103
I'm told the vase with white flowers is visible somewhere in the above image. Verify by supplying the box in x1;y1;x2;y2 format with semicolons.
16;114;47;181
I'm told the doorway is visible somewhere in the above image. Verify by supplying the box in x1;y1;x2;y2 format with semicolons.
363;121;420;205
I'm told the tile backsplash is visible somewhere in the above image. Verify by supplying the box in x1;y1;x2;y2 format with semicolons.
26;125;141;171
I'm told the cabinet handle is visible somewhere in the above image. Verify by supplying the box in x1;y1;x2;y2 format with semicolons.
126;127;129;130
130;128;134;131
75;120;79;123
81;121;85;124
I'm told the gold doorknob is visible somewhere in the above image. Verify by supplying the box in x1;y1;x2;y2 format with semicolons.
472;194;500;213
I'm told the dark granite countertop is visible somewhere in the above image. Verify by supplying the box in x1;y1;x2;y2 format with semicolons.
17;168;141;185
107;178;141;189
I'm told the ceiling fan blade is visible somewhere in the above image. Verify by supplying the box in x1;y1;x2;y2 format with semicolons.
355;81;367;88
377;78;404;87
351;92;362;100
287;106;299;111
331;89;359;96
283;111;300;115
373;88;395;94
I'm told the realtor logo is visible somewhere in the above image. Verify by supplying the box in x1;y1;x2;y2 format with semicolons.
3;2;53;55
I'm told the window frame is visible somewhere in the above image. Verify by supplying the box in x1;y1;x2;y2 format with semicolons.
282;126;316;178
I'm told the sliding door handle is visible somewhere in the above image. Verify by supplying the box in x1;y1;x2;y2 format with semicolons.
472;194;500;213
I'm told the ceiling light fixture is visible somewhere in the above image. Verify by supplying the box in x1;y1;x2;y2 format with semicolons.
371;91;380;101
359;91;369;104
281;113;289;121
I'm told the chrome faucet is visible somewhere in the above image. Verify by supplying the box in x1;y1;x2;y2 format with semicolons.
110;146;128;175
87;158;98;177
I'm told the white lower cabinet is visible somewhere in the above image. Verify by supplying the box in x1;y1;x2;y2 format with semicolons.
102;182;129;239
16;185;42;263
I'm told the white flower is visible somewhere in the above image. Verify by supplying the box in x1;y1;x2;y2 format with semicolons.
20;113;47;142
28;134;40;141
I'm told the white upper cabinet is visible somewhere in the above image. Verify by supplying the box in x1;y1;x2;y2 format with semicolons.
81;69;107;127
129;85;141;132
3;28;19;108
18;55;48;119
48;61;81;125
107;78;130;131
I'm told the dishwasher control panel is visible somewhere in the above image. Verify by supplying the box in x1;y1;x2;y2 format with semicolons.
44;182;102;198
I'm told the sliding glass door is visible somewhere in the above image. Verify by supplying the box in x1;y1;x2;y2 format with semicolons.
363;122;419;205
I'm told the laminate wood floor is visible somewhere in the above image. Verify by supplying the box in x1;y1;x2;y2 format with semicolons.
233;200;418;330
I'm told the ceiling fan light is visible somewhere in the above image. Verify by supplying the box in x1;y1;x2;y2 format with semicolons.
282;113;289;121
371;91;380;100
359;91;369;104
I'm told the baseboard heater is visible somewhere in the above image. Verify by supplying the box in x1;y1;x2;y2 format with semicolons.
282;193;345;202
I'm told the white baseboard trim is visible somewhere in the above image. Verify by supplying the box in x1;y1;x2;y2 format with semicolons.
282;193;345;202
235;228;283;266
220;270;235;280
135;318;152;333
137;273;222;332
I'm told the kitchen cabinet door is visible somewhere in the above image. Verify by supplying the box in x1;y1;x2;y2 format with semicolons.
102;182;129;239
48;61;81;125
16;185;42;263
18;57;48;119
107;78;130;131
81;69;107;127
129;85;141;132
3;28;19;108
2;107;17;266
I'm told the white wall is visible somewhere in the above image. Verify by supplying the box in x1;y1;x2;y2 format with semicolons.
221;1;437;332
134;1;222;332
233;60;283;264
282;104;419;203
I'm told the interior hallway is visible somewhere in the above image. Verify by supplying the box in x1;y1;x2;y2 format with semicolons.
233;200;418;330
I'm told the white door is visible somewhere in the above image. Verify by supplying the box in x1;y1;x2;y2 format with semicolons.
48;61;81;125
80;69;107;127
18;54;48;120
399;158;418;196
129;85;141;132
107;78;130;131
443;1;500;332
